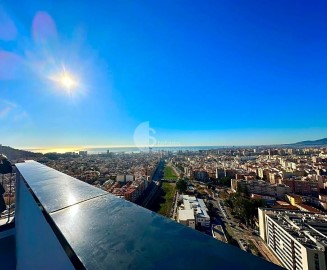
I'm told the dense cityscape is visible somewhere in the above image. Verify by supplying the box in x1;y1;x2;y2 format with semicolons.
2;142;327;269
1;1;327;269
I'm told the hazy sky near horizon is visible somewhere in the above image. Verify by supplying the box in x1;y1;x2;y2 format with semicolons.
1;0;327;148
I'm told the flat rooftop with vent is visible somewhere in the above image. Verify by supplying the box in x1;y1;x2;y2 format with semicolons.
259;208;327;270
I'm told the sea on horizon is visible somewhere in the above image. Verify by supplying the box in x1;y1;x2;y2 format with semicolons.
25;146;230;154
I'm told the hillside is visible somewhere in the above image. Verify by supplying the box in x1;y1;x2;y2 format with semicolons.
293;138;327;146
0;145;42;160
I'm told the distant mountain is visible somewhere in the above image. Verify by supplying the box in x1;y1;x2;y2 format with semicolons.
0;145;42;160
292;138;327;146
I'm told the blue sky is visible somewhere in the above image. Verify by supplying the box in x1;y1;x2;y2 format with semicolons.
0;0;327;149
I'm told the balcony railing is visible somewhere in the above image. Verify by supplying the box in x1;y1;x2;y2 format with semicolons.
0;160;282;269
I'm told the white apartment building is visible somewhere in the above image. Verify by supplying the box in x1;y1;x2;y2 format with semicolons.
177;195;210;228
258;208;327;270
178;209;195;229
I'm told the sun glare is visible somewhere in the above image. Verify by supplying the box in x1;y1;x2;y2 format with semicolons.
48;66;84;98
59;72;76;90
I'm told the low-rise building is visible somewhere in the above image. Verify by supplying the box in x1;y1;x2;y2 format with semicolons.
178;209;195;229
177;195;210;228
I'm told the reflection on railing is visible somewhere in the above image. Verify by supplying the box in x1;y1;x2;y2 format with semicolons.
11;160;282;269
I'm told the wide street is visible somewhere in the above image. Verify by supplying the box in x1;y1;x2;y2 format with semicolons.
137;160;164;208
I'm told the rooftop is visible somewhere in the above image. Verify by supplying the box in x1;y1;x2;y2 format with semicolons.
178;209;195;221
266;209;327;251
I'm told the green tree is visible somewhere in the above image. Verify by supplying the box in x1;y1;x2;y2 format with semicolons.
176;179;187;193
227;194;266;227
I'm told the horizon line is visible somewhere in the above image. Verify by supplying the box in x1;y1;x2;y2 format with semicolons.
4;137;326;153
12;137;327;150
17;142;301;151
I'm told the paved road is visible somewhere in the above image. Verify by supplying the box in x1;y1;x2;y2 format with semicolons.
212;224;227;243
136;160;164;207
140;181;160;207
211;190;282;266
249;235;282;266
170;191;179;220
189;183;282;267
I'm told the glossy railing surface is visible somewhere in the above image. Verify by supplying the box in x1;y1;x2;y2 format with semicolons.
15;161;282;269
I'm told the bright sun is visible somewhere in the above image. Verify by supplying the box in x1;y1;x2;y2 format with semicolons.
48;66;80;95
60;72;76;90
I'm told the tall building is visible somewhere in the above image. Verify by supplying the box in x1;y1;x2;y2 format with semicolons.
78;150;88;157
215;168;225;179
283;179;318;196
258;208;327;270
193;170;209;182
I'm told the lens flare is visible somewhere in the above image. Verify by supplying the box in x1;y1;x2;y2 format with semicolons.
49;67;79;94
60;72;76;89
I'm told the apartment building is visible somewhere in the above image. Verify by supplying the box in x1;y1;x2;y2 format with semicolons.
231;179;290;199
177;195;210;228
258;208;327;270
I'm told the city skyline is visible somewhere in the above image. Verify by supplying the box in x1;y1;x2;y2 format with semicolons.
7;127;327;151
1;1;327;148
15;135;327;154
